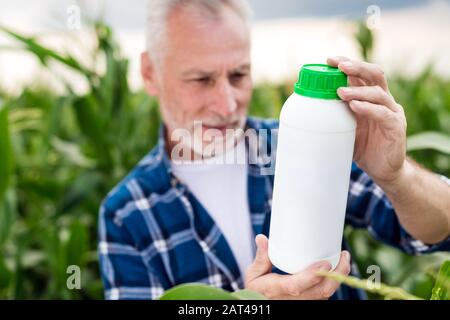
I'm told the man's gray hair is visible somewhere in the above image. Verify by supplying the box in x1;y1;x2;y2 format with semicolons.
146;0;252;61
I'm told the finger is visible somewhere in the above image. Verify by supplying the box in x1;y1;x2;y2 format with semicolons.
327;56;351;67
348;76;367;87
313;251;352;299
245;234;272;283
327;57;368;87
338;86;401;113
249;261;331;299
348;100;399;129
327;57;367;86
246;272;289;299
283;260;332;296
338;60;389;91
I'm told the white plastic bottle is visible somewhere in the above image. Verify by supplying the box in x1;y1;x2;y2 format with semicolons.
268;64;356;274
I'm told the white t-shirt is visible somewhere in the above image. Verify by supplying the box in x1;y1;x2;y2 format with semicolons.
171;138;255;277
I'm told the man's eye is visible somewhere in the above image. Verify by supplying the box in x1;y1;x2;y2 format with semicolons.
230;73;246;83
193;78;211;84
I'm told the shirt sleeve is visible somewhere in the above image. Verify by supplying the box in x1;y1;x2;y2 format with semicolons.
98;203;165;300
345;162;450;255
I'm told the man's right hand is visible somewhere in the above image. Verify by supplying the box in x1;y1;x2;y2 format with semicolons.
244;234;351;300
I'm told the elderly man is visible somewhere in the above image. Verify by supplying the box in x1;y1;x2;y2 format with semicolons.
98;0;450;300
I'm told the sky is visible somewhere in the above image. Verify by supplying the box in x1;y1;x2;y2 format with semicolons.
0;0;437;27
1;0;450;94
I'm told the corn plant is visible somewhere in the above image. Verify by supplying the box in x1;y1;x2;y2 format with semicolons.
0;22;160;299
158;260;449;300
159;284;266;300
430;260;450;300
0;20;448;300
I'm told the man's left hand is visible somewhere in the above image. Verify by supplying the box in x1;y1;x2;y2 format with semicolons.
327;56;408;185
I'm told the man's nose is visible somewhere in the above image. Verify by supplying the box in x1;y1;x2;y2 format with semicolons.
210;81;237;117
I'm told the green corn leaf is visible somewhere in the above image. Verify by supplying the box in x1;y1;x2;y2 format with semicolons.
430;260;450;300
0;26;94;79
0;102;16;248
65;220;89;270
42;226;68;297
0;255;13;299
355;20;374;62
0;252;12;291
0;189;17;247
231;289;267;300
9;108;43;123
21;250;46;269
0;103;14;201
159;283;266;300
160;283;239;300
317;270;422;300
72;95;113;168
51;137;96;168
407;132;450;154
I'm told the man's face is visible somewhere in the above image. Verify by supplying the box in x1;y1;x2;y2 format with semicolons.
141;5;252;158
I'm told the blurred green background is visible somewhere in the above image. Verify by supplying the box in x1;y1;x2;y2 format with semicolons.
0;21;449;300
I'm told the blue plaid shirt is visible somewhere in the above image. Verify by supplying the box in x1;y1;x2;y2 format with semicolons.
98;116;450;300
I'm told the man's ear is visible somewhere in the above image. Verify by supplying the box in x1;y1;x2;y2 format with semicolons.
141;51;159;96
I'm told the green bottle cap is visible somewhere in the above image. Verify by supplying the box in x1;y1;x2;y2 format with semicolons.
294;64;348;100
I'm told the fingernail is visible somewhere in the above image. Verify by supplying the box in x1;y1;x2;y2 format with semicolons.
344;251;351;263
340;61;352;69
338;87;351;94
255;234;268;252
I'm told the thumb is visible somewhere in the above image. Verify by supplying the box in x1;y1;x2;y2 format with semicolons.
245;234;272;283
